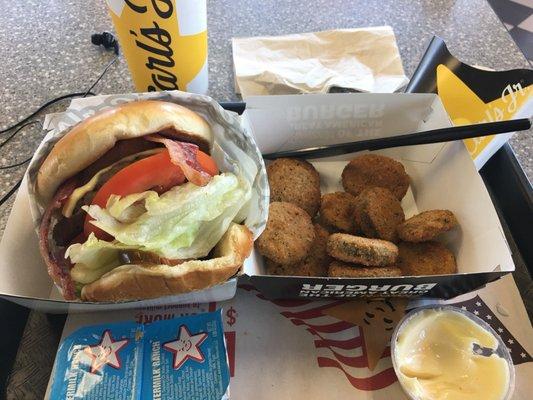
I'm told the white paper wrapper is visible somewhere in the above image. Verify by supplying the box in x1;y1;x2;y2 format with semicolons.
27;91;269;241
232;26;409;98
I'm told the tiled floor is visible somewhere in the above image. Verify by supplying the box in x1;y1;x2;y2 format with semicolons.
488;0;533;62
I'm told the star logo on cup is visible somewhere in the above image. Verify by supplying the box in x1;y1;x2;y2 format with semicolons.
163;325;208;370
83;330;129;374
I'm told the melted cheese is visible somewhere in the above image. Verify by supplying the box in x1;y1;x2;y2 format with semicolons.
394;309;510;400
62;149;161;218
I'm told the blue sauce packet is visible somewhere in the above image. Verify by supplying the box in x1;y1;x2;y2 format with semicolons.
50;310;229;400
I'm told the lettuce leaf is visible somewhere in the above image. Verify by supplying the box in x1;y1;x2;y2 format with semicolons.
66;234;138;284
79;172;250;260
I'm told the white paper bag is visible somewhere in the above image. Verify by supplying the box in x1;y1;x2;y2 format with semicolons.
232;26;409;97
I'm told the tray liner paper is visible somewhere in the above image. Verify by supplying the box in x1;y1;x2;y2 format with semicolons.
46;275;533;399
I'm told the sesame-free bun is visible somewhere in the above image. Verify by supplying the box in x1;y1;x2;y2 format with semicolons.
81;223;253;302
36;100;213;203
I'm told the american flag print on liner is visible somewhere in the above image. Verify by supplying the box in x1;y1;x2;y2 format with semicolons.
239;285;399;391
323;299;408;371
450;295;532;365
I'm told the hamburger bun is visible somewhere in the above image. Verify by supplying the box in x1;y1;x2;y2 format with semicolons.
36;100;213;203
81;223;253;302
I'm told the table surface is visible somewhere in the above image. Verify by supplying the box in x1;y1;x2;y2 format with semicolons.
0;0;531;398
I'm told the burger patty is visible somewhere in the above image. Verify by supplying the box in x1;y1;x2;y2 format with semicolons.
53;210;86;247
53;149;156;246
78;137;159;185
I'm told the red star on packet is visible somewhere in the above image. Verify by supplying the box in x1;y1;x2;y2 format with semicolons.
163;325;208;370
83;329;129;373
49;311;229;399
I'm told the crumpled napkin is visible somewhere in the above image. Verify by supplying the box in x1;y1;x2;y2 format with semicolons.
232;26;408;98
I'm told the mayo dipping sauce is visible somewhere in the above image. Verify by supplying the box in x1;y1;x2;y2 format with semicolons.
392;307;513;400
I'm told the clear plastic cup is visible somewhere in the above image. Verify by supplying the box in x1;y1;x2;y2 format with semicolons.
391;305;515;400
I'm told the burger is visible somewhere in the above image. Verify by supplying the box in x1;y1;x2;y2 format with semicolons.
35;100;253;302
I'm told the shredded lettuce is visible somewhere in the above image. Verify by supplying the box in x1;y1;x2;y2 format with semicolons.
66;172;251;284
66;234;138;284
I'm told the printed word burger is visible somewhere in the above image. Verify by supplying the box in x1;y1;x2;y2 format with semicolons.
35;100;253;302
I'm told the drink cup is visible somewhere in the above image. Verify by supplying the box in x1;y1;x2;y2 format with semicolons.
105;0;208;94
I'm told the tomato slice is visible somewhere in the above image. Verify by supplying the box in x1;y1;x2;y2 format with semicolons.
84;149;217;239
196;150;218;176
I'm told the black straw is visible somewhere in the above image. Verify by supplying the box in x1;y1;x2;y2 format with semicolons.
262;118;532;160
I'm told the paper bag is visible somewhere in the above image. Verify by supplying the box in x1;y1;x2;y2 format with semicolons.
233;26;408;97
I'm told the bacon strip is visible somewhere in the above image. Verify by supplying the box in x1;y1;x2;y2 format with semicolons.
146;135;212;186
39;178;78;300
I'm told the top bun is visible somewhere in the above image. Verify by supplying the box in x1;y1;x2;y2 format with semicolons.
36;100;213;203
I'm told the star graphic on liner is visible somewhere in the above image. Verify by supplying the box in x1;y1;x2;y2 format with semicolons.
163;325;208;370
83;330;129;374
452;296;533;366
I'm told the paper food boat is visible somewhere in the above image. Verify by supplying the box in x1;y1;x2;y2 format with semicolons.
241;93;514;300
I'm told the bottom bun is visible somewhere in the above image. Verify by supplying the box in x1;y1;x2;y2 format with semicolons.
81;223;253;302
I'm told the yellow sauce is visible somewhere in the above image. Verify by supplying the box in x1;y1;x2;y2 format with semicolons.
394;309;510;400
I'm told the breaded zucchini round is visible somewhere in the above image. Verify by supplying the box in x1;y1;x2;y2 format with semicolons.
326;233;398;266
354;187;405;242
265;224;330;276
398;210;458;242
267;158;321;217
319;192;358;233
256;202;315;265
327;261;402;277
341;154;409;200
397;241;457;275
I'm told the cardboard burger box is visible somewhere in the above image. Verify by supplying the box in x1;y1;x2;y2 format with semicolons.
241;93;514;300
0;92;514;312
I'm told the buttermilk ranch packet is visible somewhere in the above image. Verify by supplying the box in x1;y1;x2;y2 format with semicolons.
49;311;229;400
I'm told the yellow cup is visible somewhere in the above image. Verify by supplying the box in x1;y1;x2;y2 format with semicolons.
105;0;208;94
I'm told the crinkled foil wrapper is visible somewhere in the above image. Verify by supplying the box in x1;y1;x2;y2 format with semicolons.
26;90;269;239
